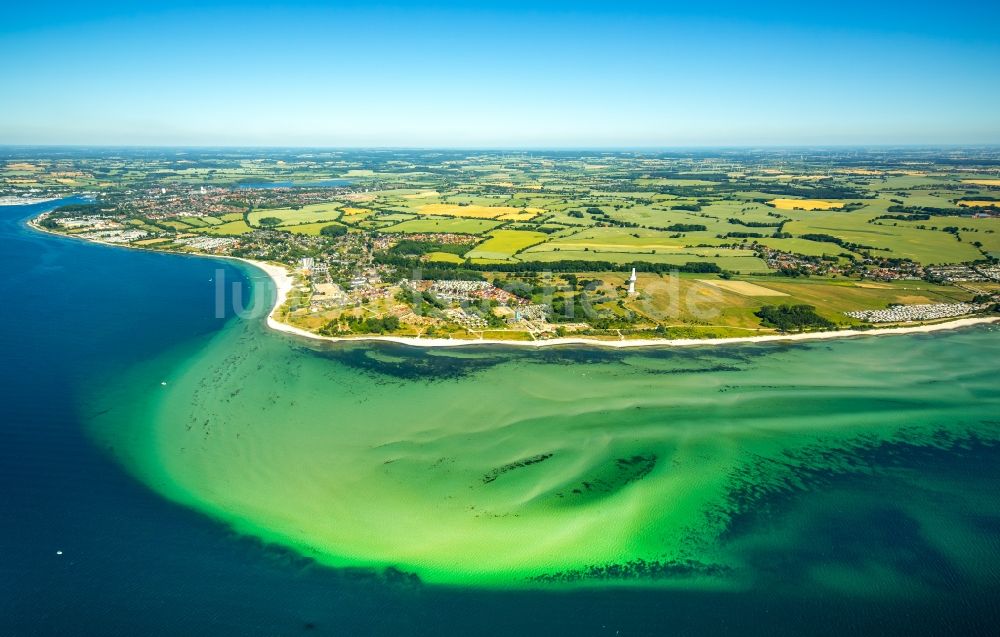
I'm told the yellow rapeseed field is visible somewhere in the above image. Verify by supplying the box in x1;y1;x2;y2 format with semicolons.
769;198;846;211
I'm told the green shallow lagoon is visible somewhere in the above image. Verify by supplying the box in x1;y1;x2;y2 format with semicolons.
88;274;1000;591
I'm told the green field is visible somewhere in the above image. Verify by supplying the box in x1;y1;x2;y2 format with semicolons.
782;205;984;265
197;219;254;235
885;215;1000;258
520;250;769;272
382;218;503;234
158;220;194;231
283;221;346;236
621;273;974;330
465;229;548;260
248;203;342;227
425;251;466;264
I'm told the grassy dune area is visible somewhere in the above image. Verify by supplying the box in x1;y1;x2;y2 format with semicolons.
625;273;974;331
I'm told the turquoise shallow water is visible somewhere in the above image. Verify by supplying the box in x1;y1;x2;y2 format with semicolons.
4;199;1000;634
89;290;1000;591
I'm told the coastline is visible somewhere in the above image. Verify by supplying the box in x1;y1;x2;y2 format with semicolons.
25;215;999;349
0;196;63;207
237;256;1000;349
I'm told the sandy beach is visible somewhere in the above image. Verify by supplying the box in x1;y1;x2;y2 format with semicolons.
238;258;1000;349
23;219;1000;349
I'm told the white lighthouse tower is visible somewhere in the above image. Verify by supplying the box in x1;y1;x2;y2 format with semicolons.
627;267;637;296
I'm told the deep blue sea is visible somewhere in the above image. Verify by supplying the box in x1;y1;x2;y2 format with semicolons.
2;199;999;636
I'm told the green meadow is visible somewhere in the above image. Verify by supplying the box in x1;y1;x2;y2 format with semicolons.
248;202;343;227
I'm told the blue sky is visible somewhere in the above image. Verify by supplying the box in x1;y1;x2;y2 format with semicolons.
2;1;998;147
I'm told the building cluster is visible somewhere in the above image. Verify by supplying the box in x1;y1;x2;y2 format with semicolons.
128;183;356;220
84;228;149;243
755;245;843;276
515;304;551;322
404;233;478;245
129;187;244;219
925;264;1000;283
347;267;385;290
979;264;1000;281
428;279;492;299
444;308;489;331
57;215;122;230
47;215;147;244
370;235;395;251
427;280;527;305
845;302;987;323
348;280;392;303
752;240;932;281
307;282;348;310
443;302;556;334
862;263;925;281
174;236;237;252
395;279;529;307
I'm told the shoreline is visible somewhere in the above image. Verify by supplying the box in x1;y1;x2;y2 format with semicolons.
237;257;1000;349
0;195;62;207
26;215;1000;349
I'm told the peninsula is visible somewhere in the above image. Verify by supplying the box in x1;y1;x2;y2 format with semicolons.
13;148;1000;344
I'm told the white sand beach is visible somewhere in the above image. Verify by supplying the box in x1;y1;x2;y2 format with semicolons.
22;220;1000;348
239;258;1000;349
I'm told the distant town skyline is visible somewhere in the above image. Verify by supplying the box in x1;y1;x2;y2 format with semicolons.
3;1;999;147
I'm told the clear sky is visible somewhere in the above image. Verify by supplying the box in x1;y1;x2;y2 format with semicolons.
2;1;998;147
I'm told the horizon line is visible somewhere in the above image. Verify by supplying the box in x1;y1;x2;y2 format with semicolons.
4;143;1000;152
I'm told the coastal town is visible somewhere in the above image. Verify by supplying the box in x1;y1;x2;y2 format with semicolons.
12;149;1000;341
